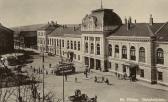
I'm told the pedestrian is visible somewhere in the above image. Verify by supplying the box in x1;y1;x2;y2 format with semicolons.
94;76;97;83
105;78;109;85
84;71;86;75
33;67;36;73
75;77;77;83
102;76;104;83
123;72;127;80
65;74;67;81
94;95;97;102
85;71;88;78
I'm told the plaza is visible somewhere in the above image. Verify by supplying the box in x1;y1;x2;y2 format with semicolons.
27;53;168;102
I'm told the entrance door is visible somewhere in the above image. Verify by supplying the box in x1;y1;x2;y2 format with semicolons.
69;52;74;62
85;57;89;66
129;66;137;81
96;59;101;70
90;58;94;69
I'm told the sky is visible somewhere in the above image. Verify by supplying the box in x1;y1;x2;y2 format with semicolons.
0;0;168;27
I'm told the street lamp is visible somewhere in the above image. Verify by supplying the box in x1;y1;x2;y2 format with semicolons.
59;39;65;102
42;45;45;102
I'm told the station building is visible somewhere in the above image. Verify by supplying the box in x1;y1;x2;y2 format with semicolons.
37;8;168;86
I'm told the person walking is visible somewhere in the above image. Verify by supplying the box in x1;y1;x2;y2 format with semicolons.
105;78;109;85
75;77;77;83
102;76;104;83
94;76;97;83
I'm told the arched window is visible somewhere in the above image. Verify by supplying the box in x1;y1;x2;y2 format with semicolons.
139;47;145;62
157;48;164;64
78;41;80;51
90;43;94;54
108;44;112;56
122;46;127;59
130;46;136;60
115;45;119;58
85;42;88;53
96;44;100;55
74;41;76;50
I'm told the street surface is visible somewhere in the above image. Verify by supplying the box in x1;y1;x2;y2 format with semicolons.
26;53;168;102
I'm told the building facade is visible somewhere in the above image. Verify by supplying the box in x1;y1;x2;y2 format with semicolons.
0;24;14;55
37;8;168;86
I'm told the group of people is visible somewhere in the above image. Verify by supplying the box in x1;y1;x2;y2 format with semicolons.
94;76;110;85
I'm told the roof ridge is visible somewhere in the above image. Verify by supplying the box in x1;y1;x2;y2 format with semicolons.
155;22;168;35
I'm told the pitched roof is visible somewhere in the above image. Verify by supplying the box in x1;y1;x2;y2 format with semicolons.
109;23;154;37
20;31;37;37
148;23;164;34
38;24;58;31
11;24;46;37
49;24;81;37
154;22;168;41
11;24;46;32
0;25;13;33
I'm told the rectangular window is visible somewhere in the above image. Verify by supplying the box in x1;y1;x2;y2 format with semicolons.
78;41;80;51
57;39;59;46
67;40;69;49
123;65;126;72
71;41;73;49
140;69;144;77
74;54;76;59
158;71;163;81
84;37;86;40
90;43;94;54
78;55;80;60
115;63;118;71
109;62;111;69
62;40;64;47
74;41;76;50
90;37;94;41
96;37;100;41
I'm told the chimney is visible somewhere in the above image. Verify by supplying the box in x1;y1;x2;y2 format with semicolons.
128;16;132;23
149;14;153;25
124;17;128;24
127;22;131;31
127;16;131;30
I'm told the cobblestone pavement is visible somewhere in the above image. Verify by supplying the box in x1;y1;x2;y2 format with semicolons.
23;53;168;102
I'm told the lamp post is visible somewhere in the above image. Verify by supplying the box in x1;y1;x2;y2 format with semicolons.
42;46;45;102
59;39;65;102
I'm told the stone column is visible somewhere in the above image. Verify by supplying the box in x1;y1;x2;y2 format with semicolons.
127;43;130;60
136;44;139;62
101;60;105;71
119;43;122;59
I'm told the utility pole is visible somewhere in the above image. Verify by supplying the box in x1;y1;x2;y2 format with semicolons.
42;46;45;102
59;39;64;102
